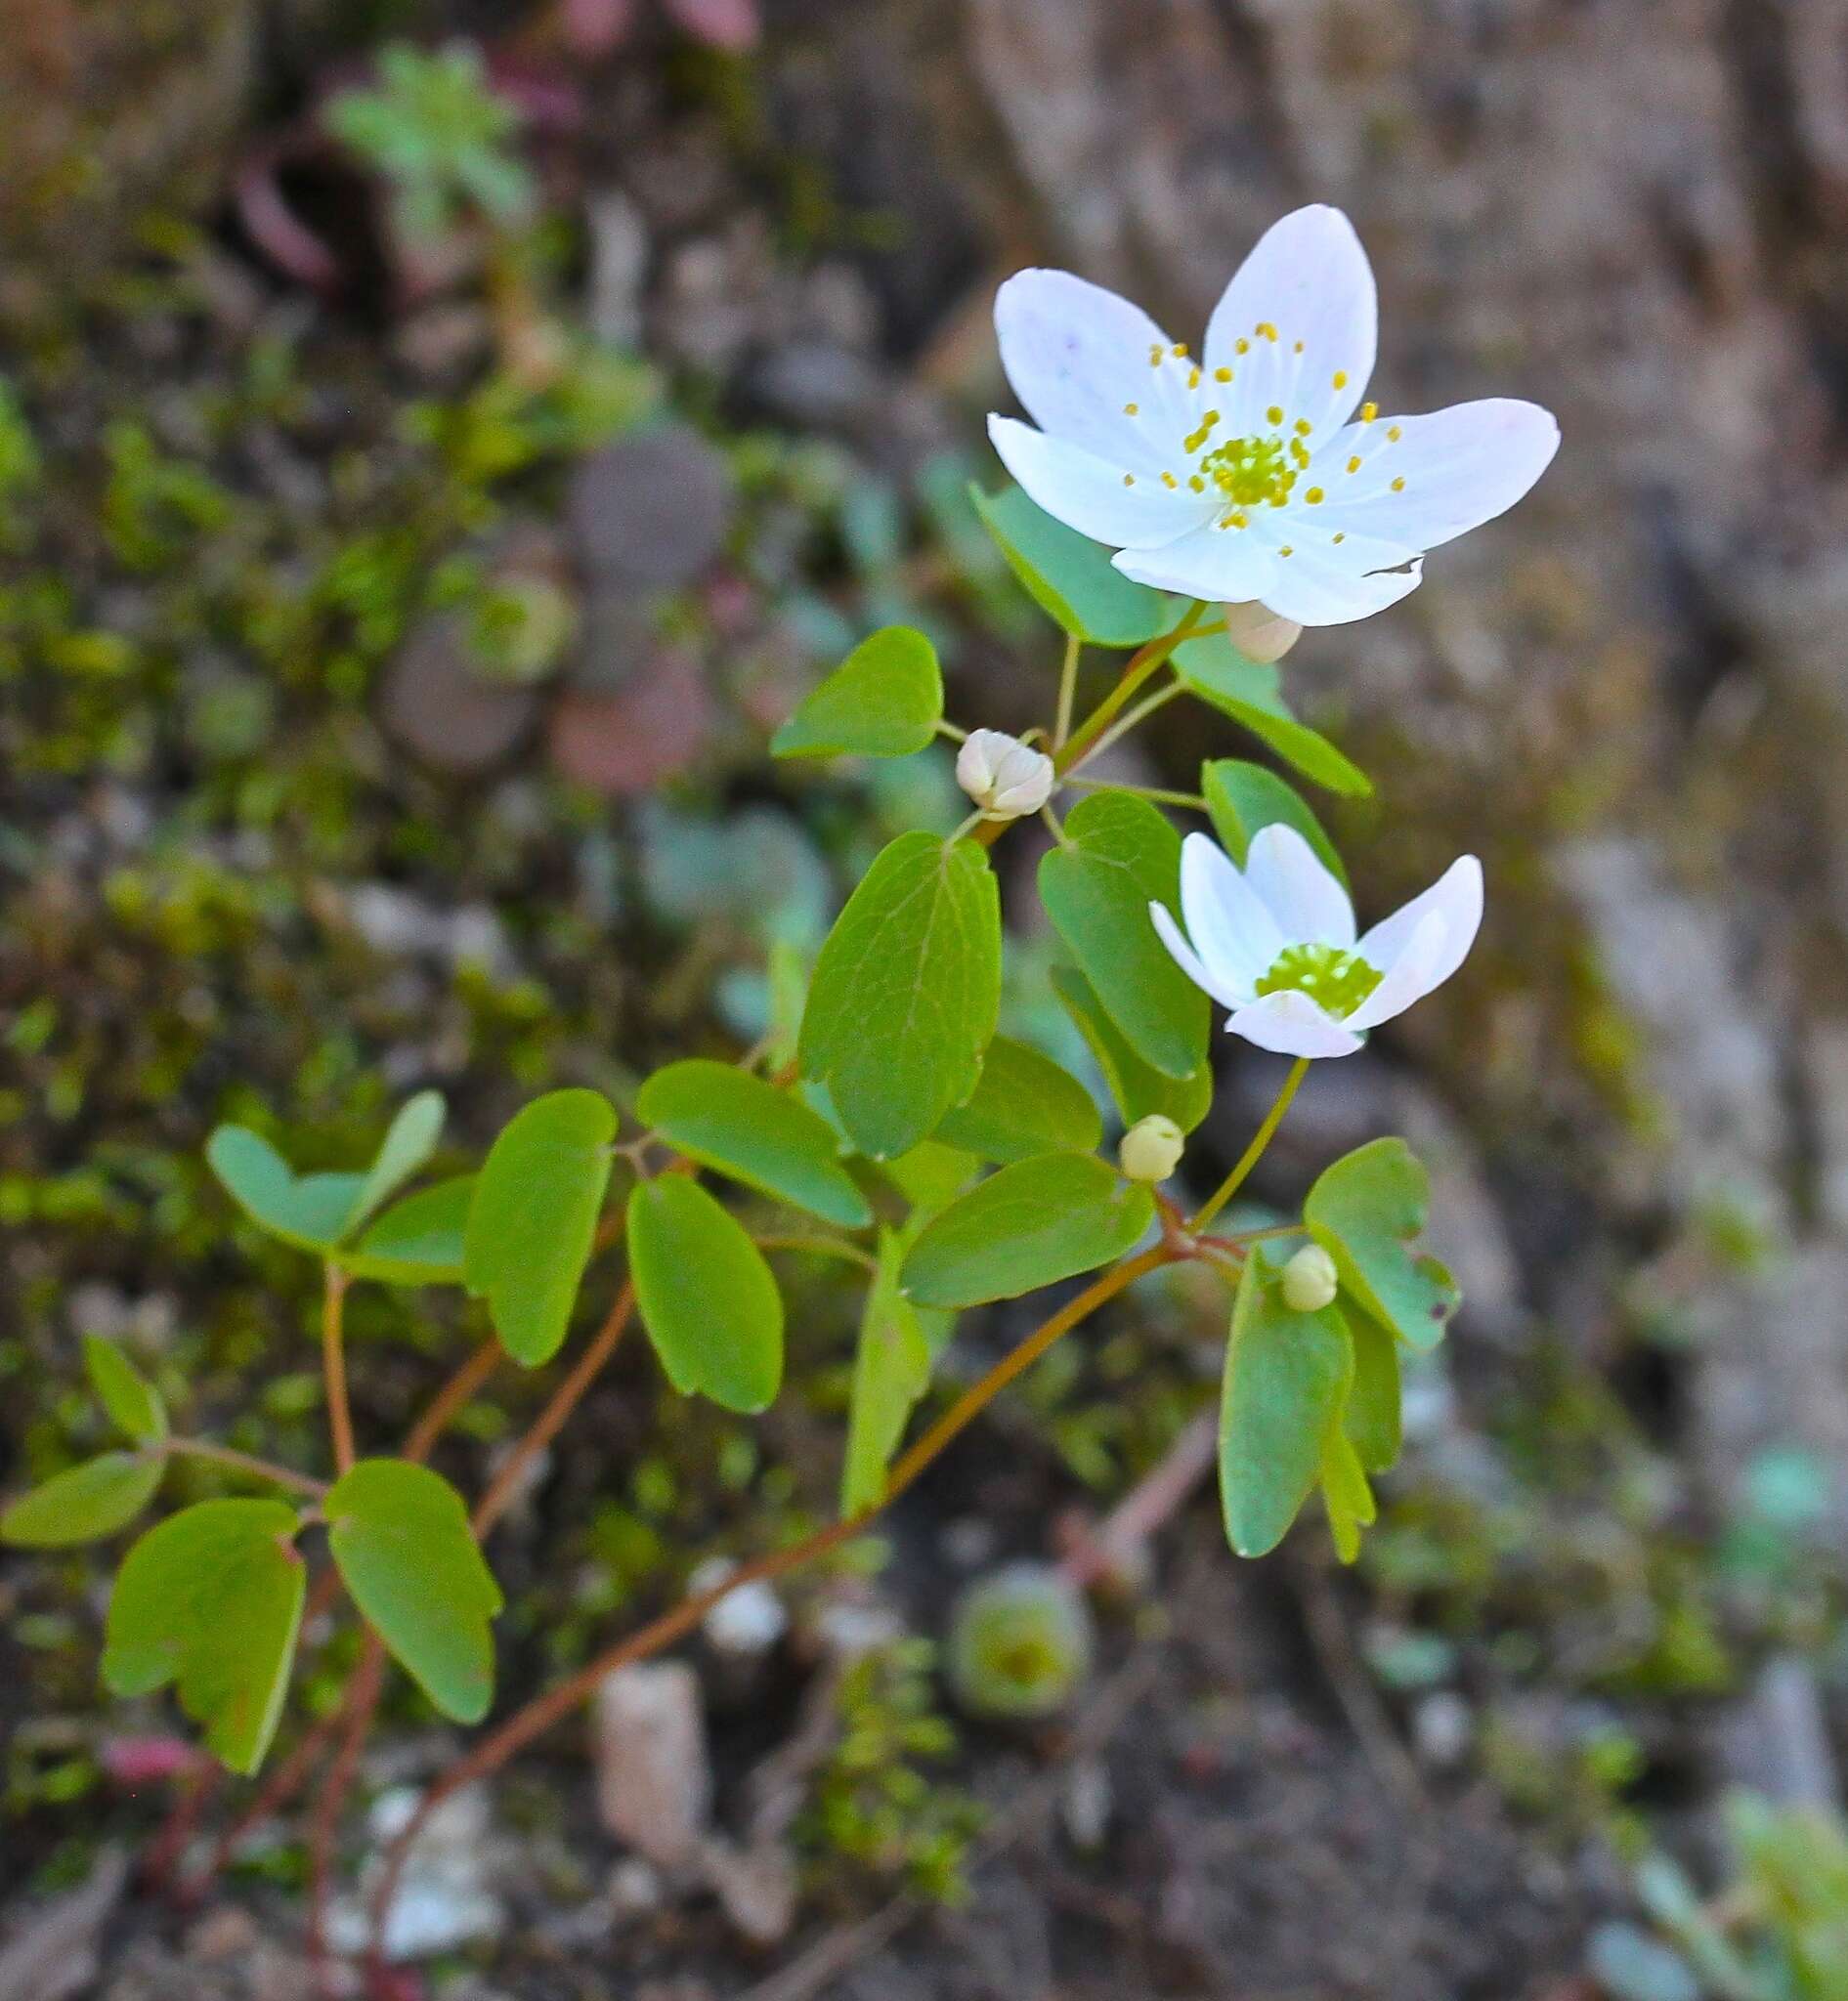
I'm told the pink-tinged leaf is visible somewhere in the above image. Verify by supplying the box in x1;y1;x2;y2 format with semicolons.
559;0;640;56
100;1736;205;1786
665;0;760;51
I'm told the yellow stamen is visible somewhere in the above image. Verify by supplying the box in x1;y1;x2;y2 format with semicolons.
1230;511;1248;529
1123;474;1136;487
1391;476;1406;491
1215;366;1233;383
1124;402;1139;416
1293;340;1305;354
1306;487;1324;504
1280;545;1294;557
1256;321;1278;342
1388;424;1402;442
1266;404;1284;427
1332;532;1347;544
1172;343;1189;359
1188;475;1206;491
1188;367;1202;389
1332;370;1349;390
1360;402;1379;423
1235;337;1250;355
1347;455;1362;474
1161;472;1179;489
1149;344;1164;367
1294;418;1312;437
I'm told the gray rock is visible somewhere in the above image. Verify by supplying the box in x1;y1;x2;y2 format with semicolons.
567;424;734;597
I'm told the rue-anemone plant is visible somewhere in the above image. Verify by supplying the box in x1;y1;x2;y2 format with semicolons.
1;206;1557;1974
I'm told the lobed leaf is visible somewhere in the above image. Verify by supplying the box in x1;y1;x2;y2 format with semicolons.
350;1090;446;1232
206;1127;364;1255
102;1499;306;1774
637;1059;871;1228
1050;965;1213;1134
464;1089;617;1367
931;1035;1102;1164
1172;633;1371;797
1342;1309;1403;1474
799;831;1002;1162
325;1461;503;1724
1201;758;1348;888
628;1177;785;1413
1219;1258;1354;1557
771;626;943;759
901;1151;1154;1309
1319;1426;1377;1565
1;1453;164;1548
84;1337;167;1445
840;1227;952;1515
1304;1138;1459;1352
968;483;1172;648
1039;790;1209;1082
340;1173;474;1286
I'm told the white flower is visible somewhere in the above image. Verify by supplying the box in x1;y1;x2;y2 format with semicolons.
1150;825;1483;1059
956;728;1055;820
988;205;1559;627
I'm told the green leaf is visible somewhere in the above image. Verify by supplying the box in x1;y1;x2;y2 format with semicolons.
340;1174;474;1286
206;1127;364;1256
102;1499;306;1774
637;1060;871;1229
84;1338;167;1445
932;1035;1102;1164
325;1461;502;1724
1051;965;1214;1133
352;1090;446;1230
1343;1309;1403;1473
771;627;943;758
1219;1258;1354;1557
628;1178;785;1413
1173;633;1371;797
841;1227;950;1515
2;1453;164;1548
901;1152;1154;1309
1320;1427;1377;1565
969;483;1172;648
1039;790;1209;1081
464;1090;617;1366
1201;759;1348;888
1304;1138;1459;1353
799;831;1002;1162
880;1139;981;1215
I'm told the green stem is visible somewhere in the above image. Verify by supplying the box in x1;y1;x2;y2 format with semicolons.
1067;679;1186;774
1189;1057;1311;1233
321;1265;355;1477
1053;600;1207;776
1061;775;1207;810
155;1438;327;1501
1053;632;1082;749
753;1233;881;1273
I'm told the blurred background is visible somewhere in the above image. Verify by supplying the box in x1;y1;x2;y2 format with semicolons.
5;2;1848;1996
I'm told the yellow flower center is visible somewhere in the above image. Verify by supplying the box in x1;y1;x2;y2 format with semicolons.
1254;942;1382;1018
1200;434;1298;512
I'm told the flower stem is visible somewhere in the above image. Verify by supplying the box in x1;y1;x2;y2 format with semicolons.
1053;600;1207;776
1188;1057;1311;1233
1066;679;1186;774
471;1282;635;1538
321;1266;355;1478
365;1241;1174;1972
158;1438;329;1501
1062;775;1207;810
1053;632;1081;749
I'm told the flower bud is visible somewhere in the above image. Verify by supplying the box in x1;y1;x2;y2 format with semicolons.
1223;600;1304;665
956;728;1055;820
1118;1113;1184;1184
1280;1242;1339;1312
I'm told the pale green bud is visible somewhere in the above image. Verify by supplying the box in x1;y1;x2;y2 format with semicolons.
1223;599;1304;665
1118;1113;1184;1183
1280;1242;1339;1312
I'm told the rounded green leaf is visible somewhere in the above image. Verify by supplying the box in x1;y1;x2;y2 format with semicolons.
102;1498;306;1774
1173;633;1371;797
628;1177;785;1413
637;1060;871;1228
1039;790;1209;1081
931;1035;1103;1165
206;1127;365;1255
1304;1138;1459;1352
1202;759;1348;888
1320;1427;1377;1566
799;831;1002;1162
325;1460;503;1724
2;1452;164;1548
340;1173;475;1286
351;1090;447;1230
84;1337;167;1445
1343;1309;1403;1474
771;627;943;759
969;482;1171;648
1219;1259;1354;1558
463;1089;617;1366
901;1152;1154;1309
1050;965;1213;1134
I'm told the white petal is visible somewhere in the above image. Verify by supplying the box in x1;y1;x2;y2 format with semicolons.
1205;206;1377;440
1231;512;1424;629
1180;831;1283;995
1313;399;1560;553
1111;520;1280;602
1150;901;1246;1011
1225;990;1362;1059
1354;855;1483;1002
988;415;1208;551
1243;823;1355;948
996;269;1200;463
1343;911;1448;1031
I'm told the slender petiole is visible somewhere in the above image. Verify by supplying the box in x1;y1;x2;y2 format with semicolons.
1189;1057;1311;1233
320;1266;355;1477
753;1233;881;1273
1053;632;1081;749
155;1437;329;1501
